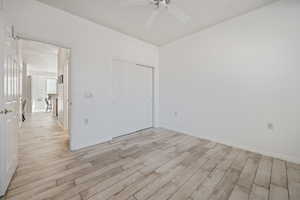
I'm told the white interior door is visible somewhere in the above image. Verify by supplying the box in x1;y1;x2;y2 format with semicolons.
0;15;19;196
112;60;153;138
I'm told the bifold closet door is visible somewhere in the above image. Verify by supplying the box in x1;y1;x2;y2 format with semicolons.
112;60;153;138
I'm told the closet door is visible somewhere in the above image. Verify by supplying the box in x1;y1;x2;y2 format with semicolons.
112;60;153;138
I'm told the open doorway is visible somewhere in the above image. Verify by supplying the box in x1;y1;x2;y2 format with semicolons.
20;39;71;142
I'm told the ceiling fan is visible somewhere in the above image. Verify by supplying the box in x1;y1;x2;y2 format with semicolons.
121;0;191;28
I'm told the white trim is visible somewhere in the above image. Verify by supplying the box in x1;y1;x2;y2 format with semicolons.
162;127;300;164
18;37;72;151
112;58;155;69
16;35;71;50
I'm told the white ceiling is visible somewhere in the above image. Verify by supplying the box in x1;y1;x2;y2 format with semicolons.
36;0;278;46
21;40;58;74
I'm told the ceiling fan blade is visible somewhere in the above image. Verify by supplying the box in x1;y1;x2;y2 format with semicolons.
120;0;150;7
167;4;191;24
145;9;160;29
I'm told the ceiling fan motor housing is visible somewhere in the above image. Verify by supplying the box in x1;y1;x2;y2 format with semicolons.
153;0;171;8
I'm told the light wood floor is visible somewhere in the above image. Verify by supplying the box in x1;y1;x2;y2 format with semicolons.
2;113;300;200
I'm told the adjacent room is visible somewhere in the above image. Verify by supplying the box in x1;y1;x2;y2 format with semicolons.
0;0;299;200
21;40;59;115
19;39;70;133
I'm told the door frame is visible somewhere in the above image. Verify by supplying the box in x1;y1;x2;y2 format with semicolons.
112;58;156;128
16;34;72;150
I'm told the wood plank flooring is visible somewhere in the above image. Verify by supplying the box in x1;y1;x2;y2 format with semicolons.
2;113;300;200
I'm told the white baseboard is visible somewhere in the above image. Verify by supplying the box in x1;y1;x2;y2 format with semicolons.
70;136;112;152
160;127;300;164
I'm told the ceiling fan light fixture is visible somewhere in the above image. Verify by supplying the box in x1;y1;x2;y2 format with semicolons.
152;0;170;8
121;0;191;28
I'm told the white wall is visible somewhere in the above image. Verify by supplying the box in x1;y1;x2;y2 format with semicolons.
4;0;159;150
160;0;300;163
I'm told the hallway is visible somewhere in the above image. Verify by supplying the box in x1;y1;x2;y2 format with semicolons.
18;113;69;167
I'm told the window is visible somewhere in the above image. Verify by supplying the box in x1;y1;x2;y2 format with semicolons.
46;79;57;94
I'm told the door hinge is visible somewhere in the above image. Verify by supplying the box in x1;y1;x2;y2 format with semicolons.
11;26;18;40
